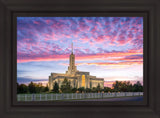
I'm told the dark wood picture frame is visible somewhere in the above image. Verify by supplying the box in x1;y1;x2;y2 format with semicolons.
0;0;160;118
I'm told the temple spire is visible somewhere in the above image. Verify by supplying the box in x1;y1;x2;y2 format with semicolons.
66;42;77;75
71;42;73;54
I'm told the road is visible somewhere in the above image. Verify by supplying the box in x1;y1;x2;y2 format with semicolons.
74;96;143;101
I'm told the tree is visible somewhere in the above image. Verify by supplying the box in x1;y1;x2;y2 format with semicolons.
60;78;72;93
120;81;130;92
17;83;20;94
112;81;121;92
96;83;101;92
133;81;143;92
126;81;133;92
44;84;49;92
52;81;59;93
35;83;43;93
17;83;28;93
104;87;112;92
90;82;92;88
112;80;143;92
28;81;36;93
78;87;85;93
86;88;91;93
72;88;77;93
91;87;97;93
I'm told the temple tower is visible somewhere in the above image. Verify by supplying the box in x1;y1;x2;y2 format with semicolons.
66;43;77;75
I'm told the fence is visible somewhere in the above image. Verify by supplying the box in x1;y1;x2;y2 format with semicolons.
17;92;143;101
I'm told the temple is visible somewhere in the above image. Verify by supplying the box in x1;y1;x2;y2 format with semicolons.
48;43;104;90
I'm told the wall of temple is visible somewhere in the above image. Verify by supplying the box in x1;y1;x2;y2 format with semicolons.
49;74;104;90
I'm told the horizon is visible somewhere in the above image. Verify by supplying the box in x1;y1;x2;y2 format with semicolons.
17;17;143;87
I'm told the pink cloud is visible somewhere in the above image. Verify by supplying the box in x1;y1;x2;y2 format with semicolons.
79;38;91;43
94;35;105;43
45;20;52;24
33;21;40;25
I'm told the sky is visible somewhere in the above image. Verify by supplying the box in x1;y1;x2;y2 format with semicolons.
17;17;143;87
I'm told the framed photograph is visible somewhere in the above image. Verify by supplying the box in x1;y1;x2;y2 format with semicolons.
16;16;144;103
0;0;160;118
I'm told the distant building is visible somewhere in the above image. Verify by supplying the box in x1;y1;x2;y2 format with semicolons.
48;43;104;90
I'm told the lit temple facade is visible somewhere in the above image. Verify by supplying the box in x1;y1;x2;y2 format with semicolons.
48;43;104;91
